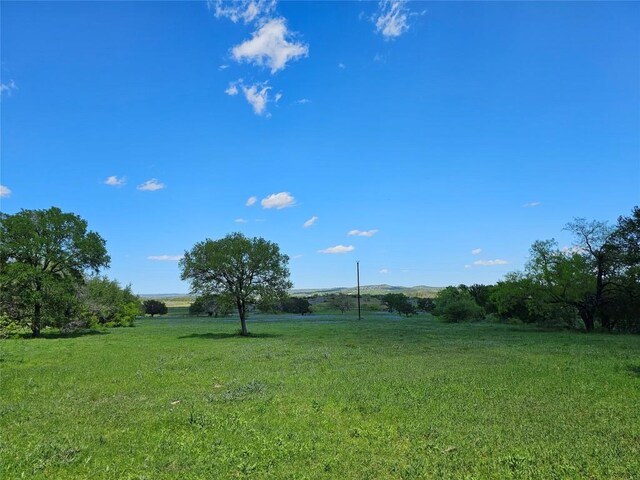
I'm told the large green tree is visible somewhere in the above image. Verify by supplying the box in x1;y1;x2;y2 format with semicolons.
180;233;292;336
0;207;110;336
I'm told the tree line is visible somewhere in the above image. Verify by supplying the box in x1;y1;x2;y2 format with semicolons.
1;205;638;336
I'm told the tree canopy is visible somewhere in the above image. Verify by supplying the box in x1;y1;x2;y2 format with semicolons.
0;207;110;336
180;233;292;336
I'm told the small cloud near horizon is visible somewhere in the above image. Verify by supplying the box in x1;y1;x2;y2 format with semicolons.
318;245;355;254
0;185;12;198
137;179;165;191
235;218;248;223
473;259;508;267
261;192;296;209
471;248;482;255
523;201;541;208
148;255;183;261
379;268;389;274
348;229;378;237
303;216;318;228
104;175;126;187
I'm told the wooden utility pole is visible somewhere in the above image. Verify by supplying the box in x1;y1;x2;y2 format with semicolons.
356;261;361;320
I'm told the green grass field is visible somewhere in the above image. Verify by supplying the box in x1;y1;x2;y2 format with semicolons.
1;313;639;479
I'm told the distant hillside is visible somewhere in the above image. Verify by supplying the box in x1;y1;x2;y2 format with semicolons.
141;285;443;304
290;284;442;298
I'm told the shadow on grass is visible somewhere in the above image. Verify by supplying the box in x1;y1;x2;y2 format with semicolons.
19;329;110;340
178;332;281;340
627;365;640;378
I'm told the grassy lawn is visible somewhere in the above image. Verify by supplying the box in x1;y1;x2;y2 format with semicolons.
1;313;639;479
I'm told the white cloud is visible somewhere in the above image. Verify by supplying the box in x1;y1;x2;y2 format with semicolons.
211;0;276;24
292;254;303;259
0;185;11;198
225;83;239;96
374;0;409;39
464;264;472;269
318;245;355;254
235;218;248;223
261;191;295;209
104;175;126;187
218;64;230;70
0;80;17;97
246;196;257;206
348;229;378;237
297;98;310;104
473;259;508;266
137;179;165;191
523;201;541;208
232;18;309;74
148;255;183;261
303;216;318;228
338;62;346;69
274;92;282;102
373;52;386;63
242;83;270;115
379;268;389;274
471;248;482;255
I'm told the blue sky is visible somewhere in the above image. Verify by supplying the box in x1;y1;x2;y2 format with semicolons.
1;1;639;293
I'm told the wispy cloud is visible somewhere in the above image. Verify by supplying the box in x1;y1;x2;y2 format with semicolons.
218;64;230;70
292;254;303;259
232;18;308;74
0;185;12;198
104;175;126;187
0;80;17;97
471;248;482;255
211;0;276;24
523;201;541;208
225;83;239;96
303;216;318;228
348;229;378;237
473;259;508;266
318;245;355;254
297;98;310;104
246;196;257;206
374;0;409;39
242;82;270;115
274;92;283;102
235;218;248;223
137;179;165;191
379;268;389;274
338;62;346;69
148;255;183;261
261;192;295;209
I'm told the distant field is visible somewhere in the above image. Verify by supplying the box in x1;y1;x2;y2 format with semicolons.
1;313;639;479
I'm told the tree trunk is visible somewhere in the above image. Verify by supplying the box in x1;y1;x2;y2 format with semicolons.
32;301;41;338
237;298;248;336
579;309;595;332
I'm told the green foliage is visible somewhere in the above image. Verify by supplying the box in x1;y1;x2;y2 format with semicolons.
189;294;233;317
381;293;416;316
281;296;312;315
143;299;168;317
0;207;109;336
417;297;436;313
492;207;640;332
180;232;292;336
81;276;140;327
433;286;483;322
327;294;354;313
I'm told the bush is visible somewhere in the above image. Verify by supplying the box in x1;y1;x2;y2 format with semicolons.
433;286;483;322
438;297;483;323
